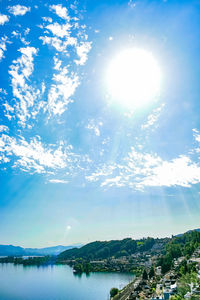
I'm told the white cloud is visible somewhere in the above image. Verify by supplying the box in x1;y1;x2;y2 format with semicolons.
47;67;79;116
39;14;91;65
11;30;30;46
128;0;136;8
3;102;14;120
140;155;200;188
50;4;70;21
0;36;9;62
86;164;117;183
86;120;103;136
8;47;42;126
0;134;81;174
193;128;200;143
8;5;30;16
40;34;76;53
141;104;164;130
0;14;9;25
42;17;52;23
53;57;62;70
49;179;68;184
101;176;125;188
46;23;71;38
86;135;200;190
0;125;9;133
75;42;92;65
40;36;64;52
0;1;93;178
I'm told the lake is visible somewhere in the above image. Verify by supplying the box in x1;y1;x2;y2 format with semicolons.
0;263;134;300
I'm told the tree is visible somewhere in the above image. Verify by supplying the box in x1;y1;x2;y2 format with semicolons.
170;296;184;300
142;269;148;280
85;262;92;273
178;272;198;297
166;243;182;258
149;266;155;278
110;287;119;298
160;253;173;274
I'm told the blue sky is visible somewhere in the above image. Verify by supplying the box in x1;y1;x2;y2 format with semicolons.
0;0;200;247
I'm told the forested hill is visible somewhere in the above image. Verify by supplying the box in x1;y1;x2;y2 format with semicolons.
58;229;200;261
58;237;169;260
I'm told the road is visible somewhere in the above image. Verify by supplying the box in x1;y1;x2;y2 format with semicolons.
113;278;141;300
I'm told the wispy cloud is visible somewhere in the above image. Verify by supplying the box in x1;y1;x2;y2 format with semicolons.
47;66;79;116
75;42;92;65
8;47;42;126
193;128;200;143
0;1;93;181
128;0;137;8
141;103;165;130
38;5;91;119
86;133;200;190
0;36;10;62
86;164;117;183
11;28;31;46
49;179;69;184
42;17;52;23
40;6;91;63
0;134;86;174
0;125;9;133
86;120;103;136
8;5;31;16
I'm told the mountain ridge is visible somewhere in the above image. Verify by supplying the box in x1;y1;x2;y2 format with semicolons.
0;244;82;256
175;228;200;237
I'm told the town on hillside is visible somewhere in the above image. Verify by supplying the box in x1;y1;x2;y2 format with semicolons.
110;233;200;300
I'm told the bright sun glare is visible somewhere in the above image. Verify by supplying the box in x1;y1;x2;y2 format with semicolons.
106;48;161;109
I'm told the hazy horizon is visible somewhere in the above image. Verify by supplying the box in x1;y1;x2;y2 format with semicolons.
1;226;199;249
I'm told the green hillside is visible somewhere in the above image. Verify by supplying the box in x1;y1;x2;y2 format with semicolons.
58;230;200;262
58;237;167;260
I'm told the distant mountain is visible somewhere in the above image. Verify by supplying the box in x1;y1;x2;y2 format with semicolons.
25;245;82;256
0;245;25;256
175;228;200;237
0;244;81;257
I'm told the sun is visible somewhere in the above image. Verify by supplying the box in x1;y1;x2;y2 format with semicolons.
106;48;161;109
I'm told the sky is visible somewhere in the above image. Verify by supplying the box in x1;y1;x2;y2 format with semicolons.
0;0;200;248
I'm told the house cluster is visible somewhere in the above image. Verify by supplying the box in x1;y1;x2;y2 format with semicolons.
151;272;178;300
115;246;200;300
126;272;178;300
184;284;200;299
188;247;200;266
129;278;152;299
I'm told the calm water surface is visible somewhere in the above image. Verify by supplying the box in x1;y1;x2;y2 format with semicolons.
0;263;134;300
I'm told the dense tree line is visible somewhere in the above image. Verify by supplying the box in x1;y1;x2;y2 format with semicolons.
158;231;200;274
58;231;200;262
58;237;157;260
0;256;54;266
